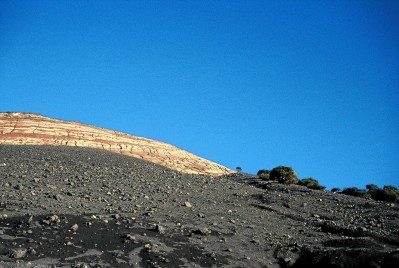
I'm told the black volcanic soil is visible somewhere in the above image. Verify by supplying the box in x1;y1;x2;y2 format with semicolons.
0;145;398;268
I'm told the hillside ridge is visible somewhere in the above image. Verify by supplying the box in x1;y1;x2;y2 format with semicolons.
0;112;233;176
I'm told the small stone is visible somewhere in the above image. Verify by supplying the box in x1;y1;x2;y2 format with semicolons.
27;215;33;225
48;215;60;224
194;227;211;235
8;248;27;259
206;252;216;258
27;248;37;255
277;248;300;267
184;202;192;208
155;224;166;234
283;203;291;208
15;185;23;190
124;234;136;241
71;223;79;232
357;226;367;233
54;194;64;200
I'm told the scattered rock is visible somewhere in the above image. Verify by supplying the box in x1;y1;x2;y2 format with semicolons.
0;145;398;268
8;248;27;259
42;214;60;225
71;223;79;232
276;248;300;267
123;233;137;241
194;227;211;235
155;224;166;234
54;193;64;200
27;247;37;255
183;201;192;208
15;184;24;190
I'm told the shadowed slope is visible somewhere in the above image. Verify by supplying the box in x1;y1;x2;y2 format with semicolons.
0;112;232;176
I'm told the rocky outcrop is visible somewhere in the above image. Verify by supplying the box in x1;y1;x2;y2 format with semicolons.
0;112;233;176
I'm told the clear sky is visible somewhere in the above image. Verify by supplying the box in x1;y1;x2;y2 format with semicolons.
1;0;398;190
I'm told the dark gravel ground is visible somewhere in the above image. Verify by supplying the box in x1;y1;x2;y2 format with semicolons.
0;145;398;268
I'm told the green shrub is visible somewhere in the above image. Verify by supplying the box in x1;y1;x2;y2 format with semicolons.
370;185;398;202
257;169;271;180
366;184;379;192
370;189;397;202
366;184;398;202
383;185;399;193
298;178;325;190
269;166;298;185
341;187;368;198
383;185;399;202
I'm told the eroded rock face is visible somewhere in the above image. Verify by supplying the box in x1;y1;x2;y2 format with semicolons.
0;112;233;176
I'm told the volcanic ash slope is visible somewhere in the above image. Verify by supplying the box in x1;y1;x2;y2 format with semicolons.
0;145;398;267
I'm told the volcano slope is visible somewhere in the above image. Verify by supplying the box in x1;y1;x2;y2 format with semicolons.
0;145;398;268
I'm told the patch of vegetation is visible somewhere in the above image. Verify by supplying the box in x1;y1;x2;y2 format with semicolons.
341;187;369;198
254;166;398;203
257;169;271;180
298;178;325;190
367;185;399;203
333;184;398;203
269;166;298;185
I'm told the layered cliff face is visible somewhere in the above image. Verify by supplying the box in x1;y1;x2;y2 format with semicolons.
0;112;233;176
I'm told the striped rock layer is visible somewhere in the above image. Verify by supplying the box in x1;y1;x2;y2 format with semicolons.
0;112;233;176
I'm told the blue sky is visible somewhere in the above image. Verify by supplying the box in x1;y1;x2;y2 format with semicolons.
1;0;398;190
